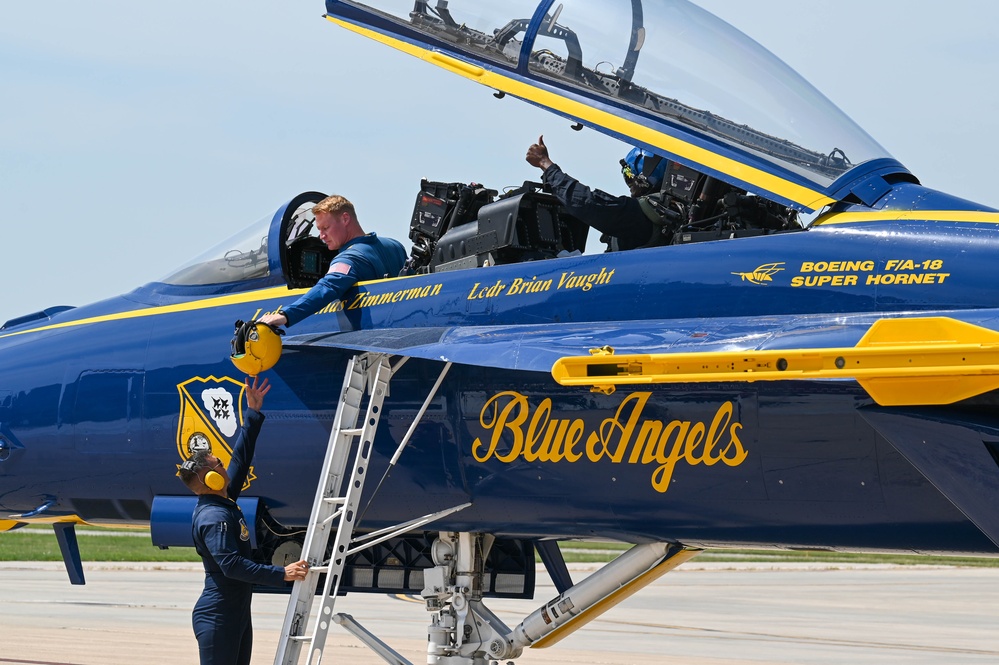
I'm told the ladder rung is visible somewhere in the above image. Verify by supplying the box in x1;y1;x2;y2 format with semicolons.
275;353;394;665
321;512;343;527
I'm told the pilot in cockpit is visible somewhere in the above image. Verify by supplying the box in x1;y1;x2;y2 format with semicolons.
257;195;407;329
526;135;675;251
526;136;750;250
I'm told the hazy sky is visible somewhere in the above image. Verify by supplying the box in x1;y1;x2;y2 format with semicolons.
3;1;998;323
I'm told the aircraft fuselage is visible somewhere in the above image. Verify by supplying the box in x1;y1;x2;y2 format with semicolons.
3;192;999;555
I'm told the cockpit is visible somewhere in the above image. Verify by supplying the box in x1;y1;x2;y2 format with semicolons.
160;216;271;286
159;0;904;289
158;161;807;292
159;192;328;289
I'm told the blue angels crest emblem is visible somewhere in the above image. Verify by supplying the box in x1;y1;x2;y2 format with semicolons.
175;376;255;490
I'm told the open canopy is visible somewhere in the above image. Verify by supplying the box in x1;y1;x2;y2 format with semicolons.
325;0;909;211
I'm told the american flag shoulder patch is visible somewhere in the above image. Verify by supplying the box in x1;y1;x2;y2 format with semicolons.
328;262;351;275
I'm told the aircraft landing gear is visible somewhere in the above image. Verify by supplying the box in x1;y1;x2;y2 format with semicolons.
422;532;522;664
414;531;700;664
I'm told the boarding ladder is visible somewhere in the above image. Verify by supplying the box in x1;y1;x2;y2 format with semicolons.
274;352;462;665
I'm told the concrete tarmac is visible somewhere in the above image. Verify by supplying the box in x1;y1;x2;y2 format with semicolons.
1;560;997;665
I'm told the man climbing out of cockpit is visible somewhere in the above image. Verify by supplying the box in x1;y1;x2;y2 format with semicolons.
526;135;671;250
257;194;406;329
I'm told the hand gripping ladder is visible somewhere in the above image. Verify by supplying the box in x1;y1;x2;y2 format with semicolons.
273;352;393;665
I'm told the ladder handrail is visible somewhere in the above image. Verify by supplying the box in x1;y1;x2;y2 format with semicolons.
274;353;391;665
273;353;470;665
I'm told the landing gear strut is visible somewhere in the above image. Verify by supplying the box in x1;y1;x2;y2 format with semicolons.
417;531;700;664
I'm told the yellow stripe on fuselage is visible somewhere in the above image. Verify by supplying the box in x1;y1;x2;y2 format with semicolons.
0;274;403;340
326;16;837;211
813;210;999;226
0;286;293;340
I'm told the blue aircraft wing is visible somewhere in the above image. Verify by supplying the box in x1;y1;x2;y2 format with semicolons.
284;310;999;375
282;316;794;373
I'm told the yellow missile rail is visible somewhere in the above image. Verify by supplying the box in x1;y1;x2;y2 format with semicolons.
550;317;999;406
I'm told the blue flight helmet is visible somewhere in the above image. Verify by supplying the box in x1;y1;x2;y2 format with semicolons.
620;147;668;192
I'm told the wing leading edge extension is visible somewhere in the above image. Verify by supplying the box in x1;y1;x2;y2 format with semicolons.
284;313;999;407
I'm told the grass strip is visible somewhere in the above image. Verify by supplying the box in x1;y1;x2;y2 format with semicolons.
2;527;997;567
0;527;200;562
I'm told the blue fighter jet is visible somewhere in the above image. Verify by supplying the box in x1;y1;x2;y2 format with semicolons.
3;1;999;662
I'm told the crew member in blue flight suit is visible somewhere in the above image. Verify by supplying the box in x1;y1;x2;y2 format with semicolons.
178;376;309;665
526;135;670;250
257;194;407;328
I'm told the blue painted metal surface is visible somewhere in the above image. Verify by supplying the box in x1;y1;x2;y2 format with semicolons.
150;496;263;550
3;204;999;556
53;523;85;585
2;1;999;587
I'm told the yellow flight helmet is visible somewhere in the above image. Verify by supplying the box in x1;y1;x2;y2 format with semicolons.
230;319;284;375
